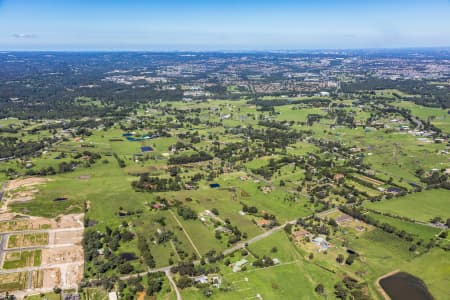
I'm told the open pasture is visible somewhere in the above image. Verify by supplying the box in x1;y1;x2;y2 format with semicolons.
364;189;450;222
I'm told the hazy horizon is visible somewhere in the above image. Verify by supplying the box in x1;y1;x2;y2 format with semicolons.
1;0;450;51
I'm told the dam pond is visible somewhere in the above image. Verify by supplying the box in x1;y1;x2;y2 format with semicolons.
379;272;434;300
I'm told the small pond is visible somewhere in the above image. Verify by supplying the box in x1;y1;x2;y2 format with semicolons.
379;272;434;300
120;252;137;261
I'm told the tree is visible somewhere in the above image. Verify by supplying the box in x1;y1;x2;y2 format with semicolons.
202;288;213;298
147;278;163;296
119;262;134;274
345;254;356;265
177;276;194;289
336;254;344;264
315;283;325;294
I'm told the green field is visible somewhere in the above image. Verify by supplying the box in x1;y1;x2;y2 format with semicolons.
366;212;441;241
2;250;42;269
365;189;450;222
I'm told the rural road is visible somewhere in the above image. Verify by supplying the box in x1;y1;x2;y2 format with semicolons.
169;210;202;258
0;181;9;211
0;233;7;267
0;181;8;202
222;219;297;256
165;269;183;300
410;115;424;131
113;217;300;293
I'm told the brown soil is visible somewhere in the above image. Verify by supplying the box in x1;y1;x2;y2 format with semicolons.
42;268;61;289
53;230;83;245
1;177;52;211
42;246;83;265
6;177;51;191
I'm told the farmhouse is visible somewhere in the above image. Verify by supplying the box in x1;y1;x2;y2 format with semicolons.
215;226;232;234
108;292;118;300
292;228;310;241
335;214;353;225
194;275;208;284
233;259;248;272
63;294;80;300
257;219;270;227
386;186;402;195
312;236;329;252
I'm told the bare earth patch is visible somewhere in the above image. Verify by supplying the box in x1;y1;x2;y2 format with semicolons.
6;178;51;191
53;230;83;245
1;177;53;211
42;268;61;289
41;246;83;265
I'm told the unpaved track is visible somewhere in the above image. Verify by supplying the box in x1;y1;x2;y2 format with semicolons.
169;210;202;258
165;269;182;300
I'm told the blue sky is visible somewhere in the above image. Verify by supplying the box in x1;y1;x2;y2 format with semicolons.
1;0;450;50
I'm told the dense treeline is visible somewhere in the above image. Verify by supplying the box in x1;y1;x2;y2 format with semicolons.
168;151;213;165
137;235;156;268
82;225;138;276
0;136;57;159
248;98;330;108
132;173;182;192
341;78;450;108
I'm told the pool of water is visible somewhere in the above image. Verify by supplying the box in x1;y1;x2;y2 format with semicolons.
120;252;137;261
379;272;434;300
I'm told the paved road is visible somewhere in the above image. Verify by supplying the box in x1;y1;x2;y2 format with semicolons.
27;271;33;289
0;233;7;268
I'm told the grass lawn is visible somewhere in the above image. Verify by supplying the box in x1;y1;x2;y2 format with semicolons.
26;293;62;300
366;212;441;241
181;261;337;300
364;189;450;222
248;231;301;262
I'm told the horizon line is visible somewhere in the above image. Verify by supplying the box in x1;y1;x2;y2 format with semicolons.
1;46;450;53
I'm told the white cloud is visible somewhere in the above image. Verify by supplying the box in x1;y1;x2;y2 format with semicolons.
12;33;37;39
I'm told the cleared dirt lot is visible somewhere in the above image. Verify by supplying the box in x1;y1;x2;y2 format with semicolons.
53;230;83;245
6;178;51;191
1;178;52;212
0;213;83;232
60;263;84;288
41;246;83;265
42;268;61;289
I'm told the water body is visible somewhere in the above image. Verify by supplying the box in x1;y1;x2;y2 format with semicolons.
379;272;434;300
120;252;137;261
